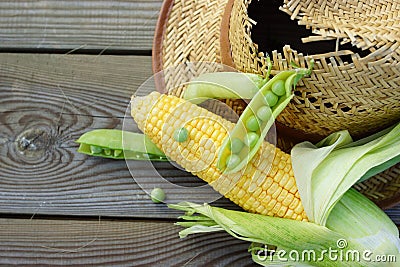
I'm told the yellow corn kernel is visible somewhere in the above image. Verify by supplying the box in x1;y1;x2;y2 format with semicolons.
252;187;263;198
278;206;289;218
285;208;294;219
262;177;274;191
256;204;265;214
277;189;288;203
282;192;295;207
266;199;278;211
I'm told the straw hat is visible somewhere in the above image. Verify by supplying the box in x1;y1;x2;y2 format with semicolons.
152;0;400;208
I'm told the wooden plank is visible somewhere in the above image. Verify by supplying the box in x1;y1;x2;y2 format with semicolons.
0;53;238;219
0;53;399;225
0;217;255;266
0;0;162;52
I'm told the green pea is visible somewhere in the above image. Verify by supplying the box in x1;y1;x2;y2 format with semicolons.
265;91;278;107
174;127;189;142
226;154;241;169
150;187;166;203
256;106;272;122
271;79;286;96
244;132;259;148
114;149;122;157
230;137;244;154
103;148;112;156
246;115;260;132
90;145;103;154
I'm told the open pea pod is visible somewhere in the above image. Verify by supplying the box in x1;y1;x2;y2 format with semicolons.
217;67;312;173
76;129;168;161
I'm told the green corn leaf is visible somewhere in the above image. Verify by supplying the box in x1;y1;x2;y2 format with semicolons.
290;130;353;222
170;189;400;266
291;122;400;225
327;189;400;254
358;154;400;182
169;202;372;267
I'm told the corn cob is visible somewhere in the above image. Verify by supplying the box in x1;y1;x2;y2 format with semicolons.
131;92;308;221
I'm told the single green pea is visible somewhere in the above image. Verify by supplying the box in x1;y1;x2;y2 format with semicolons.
174;127;189;142
103;148;112;156
245;115;260;132
271;79;286;96
244;132;259;148
150;188;166;203
114;149;122;157
265;90;279;107
256;106;272;122
90;145;103;154
230;137;244;154
226;154;241;169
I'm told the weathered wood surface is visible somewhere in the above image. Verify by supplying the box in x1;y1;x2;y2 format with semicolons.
0;217;255;266
0;1;397;265
0;53;238;219
0;0;162;52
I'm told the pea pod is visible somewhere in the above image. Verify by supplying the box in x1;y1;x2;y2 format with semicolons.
217;65;313;173
76;129;168;161
183;71;269;104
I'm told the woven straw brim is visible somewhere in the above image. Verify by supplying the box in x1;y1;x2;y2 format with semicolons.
152;0;400;208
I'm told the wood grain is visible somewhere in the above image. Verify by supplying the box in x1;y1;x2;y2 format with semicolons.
0;53;239;219
0;217;256;266
0;0;162;52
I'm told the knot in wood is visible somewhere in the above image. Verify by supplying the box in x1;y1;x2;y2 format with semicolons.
16;128;52;158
